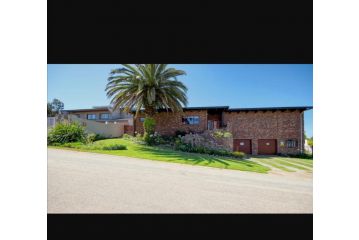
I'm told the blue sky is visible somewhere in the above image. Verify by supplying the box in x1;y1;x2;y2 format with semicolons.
48;64;313;137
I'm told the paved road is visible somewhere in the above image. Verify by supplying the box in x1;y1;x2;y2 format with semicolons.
48;149;312;213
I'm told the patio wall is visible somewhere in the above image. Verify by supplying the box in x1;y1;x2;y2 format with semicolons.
68;114;125;138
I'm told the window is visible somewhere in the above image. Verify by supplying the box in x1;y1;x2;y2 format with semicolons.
139;117;145;122
182;116;200;125
87;114;97;120
100;113;110;119
286;139;298;148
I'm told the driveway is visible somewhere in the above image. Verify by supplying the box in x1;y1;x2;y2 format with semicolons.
48;149;312;213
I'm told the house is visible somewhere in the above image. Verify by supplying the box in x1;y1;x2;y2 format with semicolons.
133;106;313;155
64;105;312;155
63;106;134;137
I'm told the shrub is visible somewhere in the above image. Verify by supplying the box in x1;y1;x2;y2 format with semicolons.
173;140;245;159
143;118;156;134
144;131;162;146
143;117;157;145
48;122;87;144
143;132;152;145
86;133;104;143
122;133;132;139
176;143;192;152
134;133;144;143
62;142;85;149
212;130;232;139
102;144;127;150
231;151;245;159
94;134;107;141
160;135;176;144
175;130;187;137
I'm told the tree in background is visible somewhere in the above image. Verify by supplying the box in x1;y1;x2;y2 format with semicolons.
47;98;64;117
47;102;55;117
307;137;313;149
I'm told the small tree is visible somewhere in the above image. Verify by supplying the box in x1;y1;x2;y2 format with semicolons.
47;99;65;117
47;102;55;117
51;99;64;115
143;118;156;145
307;137;313;149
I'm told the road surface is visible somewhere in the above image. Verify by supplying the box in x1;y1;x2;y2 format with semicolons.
48;149;312;213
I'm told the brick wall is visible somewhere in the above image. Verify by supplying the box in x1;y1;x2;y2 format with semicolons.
223;110;304;155
134;110;208;136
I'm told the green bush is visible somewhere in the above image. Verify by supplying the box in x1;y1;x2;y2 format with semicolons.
175;130;187;137
62;142;85;149
102;144;127;150
160;135;176;144
143;132;162;146
122;133;132;139
143;118;156;134
232;151;245;159
94;134;107;141
48;122;87;144
213;130;232;139
173;141;245;159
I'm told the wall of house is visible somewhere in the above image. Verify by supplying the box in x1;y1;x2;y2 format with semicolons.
134;110;208;136
70;110;111;120
223;110;304;155
68;114;125;138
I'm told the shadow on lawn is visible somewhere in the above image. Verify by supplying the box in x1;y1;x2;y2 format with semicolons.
253;155;313;161
134;145;261;169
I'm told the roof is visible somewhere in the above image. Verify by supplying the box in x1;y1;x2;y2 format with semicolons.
64;106;110;112
66;105;313;113
133;106;312;113
227;106;313;112
175;106;229;111
65;108;109;112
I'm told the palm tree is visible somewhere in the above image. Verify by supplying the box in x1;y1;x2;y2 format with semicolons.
105;64;188;118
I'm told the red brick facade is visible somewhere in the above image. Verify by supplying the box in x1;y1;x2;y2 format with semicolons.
134;110;208;135
134;108;306;155
223;110;304;155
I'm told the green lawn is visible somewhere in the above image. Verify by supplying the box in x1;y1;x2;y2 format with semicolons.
49;138;270;173
253;156;313;172
49;138;313;174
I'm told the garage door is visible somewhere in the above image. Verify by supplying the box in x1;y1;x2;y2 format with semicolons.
258;139;277;155
233;139;252;154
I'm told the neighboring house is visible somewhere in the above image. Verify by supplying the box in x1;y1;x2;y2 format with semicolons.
47;117;56;134
63;106;134;137
62;105;312;155
133;106;313;155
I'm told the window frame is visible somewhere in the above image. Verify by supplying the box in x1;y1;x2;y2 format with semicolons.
286;139;298;148
100;113;110;120
182;116;200;125
87;114;97;120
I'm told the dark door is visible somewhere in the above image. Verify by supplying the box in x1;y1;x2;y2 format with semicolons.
233;139;252;154
258;139;277;155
